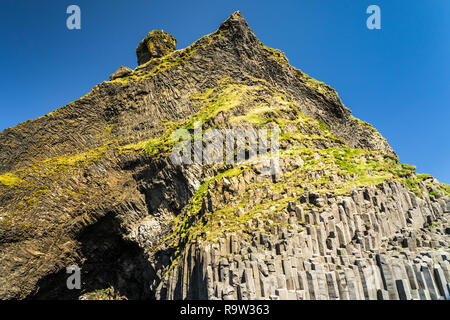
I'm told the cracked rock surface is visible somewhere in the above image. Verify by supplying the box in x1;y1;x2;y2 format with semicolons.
0;11;448;300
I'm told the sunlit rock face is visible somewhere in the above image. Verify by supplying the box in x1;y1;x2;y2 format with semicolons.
0;11;449;300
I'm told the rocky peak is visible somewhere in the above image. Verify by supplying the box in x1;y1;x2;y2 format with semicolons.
217;11;258;45
136;30;177;66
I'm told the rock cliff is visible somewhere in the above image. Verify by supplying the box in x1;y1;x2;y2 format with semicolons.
0;11;449;300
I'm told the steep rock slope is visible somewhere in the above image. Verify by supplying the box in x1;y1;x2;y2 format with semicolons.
0;12;449;300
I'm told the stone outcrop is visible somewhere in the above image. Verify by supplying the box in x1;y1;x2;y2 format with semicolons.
0;11;448;300
109;66;133;80
136;30;177;65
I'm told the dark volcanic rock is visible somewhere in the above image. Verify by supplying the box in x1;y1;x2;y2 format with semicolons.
109;66;133;80
0;11;448;301
136;30;177;65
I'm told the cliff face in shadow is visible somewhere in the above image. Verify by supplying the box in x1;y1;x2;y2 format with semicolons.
0;11;449;300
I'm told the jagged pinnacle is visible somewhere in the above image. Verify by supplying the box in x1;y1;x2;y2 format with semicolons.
217;11;258;44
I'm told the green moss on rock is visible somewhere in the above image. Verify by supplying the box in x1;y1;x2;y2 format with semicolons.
0;172;22;187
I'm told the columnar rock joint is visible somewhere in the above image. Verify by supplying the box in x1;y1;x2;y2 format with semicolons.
0;11;449;301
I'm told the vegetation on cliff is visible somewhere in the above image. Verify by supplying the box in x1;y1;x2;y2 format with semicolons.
0;11;448;300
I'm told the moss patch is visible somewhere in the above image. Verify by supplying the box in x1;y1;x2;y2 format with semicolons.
0;172;22;187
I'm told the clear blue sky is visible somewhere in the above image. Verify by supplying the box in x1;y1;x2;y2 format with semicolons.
0;0;449;182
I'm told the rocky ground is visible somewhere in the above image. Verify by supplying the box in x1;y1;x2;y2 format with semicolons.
0;11;448;300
